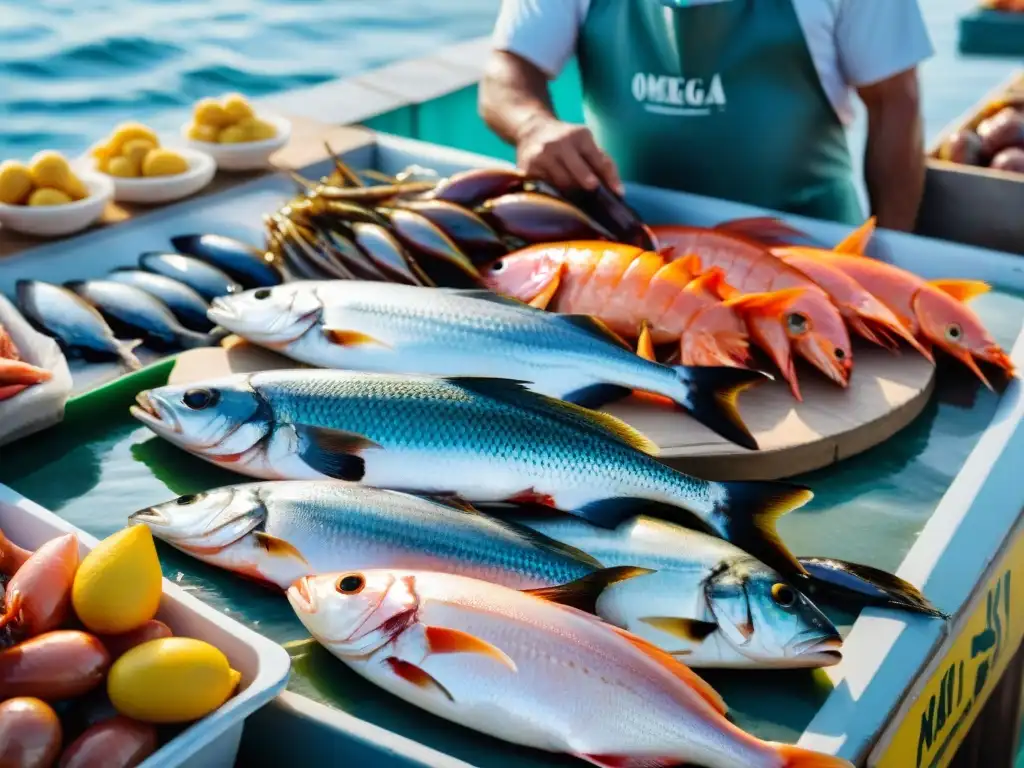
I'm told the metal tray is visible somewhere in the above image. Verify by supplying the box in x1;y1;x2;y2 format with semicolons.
1;134;1023;766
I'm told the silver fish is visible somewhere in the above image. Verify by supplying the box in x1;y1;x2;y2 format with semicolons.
206;281;764;449
170;234;284;289
15;280;141;370
67;280;216;352
129;370;812;576
106;269;213;333
288;569;854;768
520;515;842;668
129;482;597;590
139;252;241;301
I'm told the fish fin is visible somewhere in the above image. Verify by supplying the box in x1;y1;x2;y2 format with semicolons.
833;216;876;255
715;216;820;248
685;266;732;298
529;264;563;310
722;287;808;314
424;626;517;672
555;314;632;350
441;288;529;308
524;566;655;614
796;557;947;618
253;532;309;564
636;322;656;361
772;744;854;768
294;425;380;480
639;616;718;642
656;245;676;260
118;339;144;372
652;255;701;292
674;252;703;277
928;279;991;303
384;658;454;701
446;377;659;455
560;383;633;409
579;755;679;768
669;366;767;450
715;482;814;577
323;329;392;348
422;494;480;514
609;625;728;716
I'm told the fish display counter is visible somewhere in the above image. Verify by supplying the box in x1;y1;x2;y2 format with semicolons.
0;129;1022;768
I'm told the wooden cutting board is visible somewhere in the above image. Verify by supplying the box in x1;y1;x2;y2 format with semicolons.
168;339;935;482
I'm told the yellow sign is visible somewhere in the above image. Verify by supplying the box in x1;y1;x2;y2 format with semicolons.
872;528;1024;768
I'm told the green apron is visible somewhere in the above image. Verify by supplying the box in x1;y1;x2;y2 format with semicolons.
575;0;863;224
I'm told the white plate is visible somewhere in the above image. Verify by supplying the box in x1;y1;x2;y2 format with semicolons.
180;114;291;172
0;171;114;237
77;147;216;205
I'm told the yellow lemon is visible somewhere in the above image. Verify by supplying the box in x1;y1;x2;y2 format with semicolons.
185;122;219;143
107;123;159;156
72;526;163;634
248;119;278;141
61;171;90;201
193;98;233;129
108;638;241;724
106;156;140;178
141;149;189;177
121;138;157;167
27;188;72;206
29;150;72;189
223;93;255;122
0;161;34;205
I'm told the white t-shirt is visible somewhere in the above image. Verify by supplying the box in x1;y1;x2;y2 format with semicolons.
491;0;935;125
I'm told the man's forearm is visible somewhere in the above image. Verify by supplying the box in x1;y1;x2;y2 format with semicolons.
480;52;558;146
861;82;926;232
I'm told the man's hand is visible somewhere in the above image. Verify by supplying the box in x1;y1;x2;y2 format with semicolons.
516;115;623;194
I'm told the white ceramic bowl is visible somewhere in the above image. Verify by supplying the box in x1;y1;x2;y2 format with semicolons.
0;171;114;237
180;114;291;172
77;146;216;205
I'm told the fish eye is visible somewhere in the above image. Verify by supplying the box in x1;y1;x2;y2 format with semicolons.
771;583;797;609
490;260;505;273
945;323;963;342
786;312;809;336
336;574;365;594
254;289;272;300
176;493;204;506
182;388;220;410
834;348;846;361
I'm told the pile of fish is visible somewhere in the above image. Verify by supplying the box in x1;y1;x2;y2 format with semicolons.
12;234;283;371
0;323;51;401
264;158;1015;400
127;354;943;766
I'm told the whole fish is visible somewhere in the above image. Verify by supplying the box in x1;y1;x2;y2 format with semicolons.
130;370;812;576
138;252;241;301
106;269;214;333
130;482;597;591
520;515;842;668
132;482;840;668
207;281;767;449
288;569;853;768
66;280;217;352
170;234;284;289
15;280;142;371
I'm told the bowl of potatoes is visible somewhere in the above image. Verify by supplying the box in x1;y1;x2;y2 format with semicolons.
181;93;290;171
84;122;216;205
0;151;114;237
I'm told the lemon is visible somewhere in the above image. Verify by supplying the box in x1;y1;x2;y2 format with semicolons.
108;638;241;723
249;119;278;141
142;149;188;177
223;93;255;122
0;161;34;205
107;123;160;157
185;122;219;143
122;138;157;168
193;98;233;129
29;151;72;189
27;188;72;206
217;125;249;144
73;526;163;634
61;171;90;201
107;156;140;178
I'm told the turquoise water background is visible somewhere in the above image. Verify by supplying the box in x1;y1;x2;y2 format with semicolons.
0;0;501;158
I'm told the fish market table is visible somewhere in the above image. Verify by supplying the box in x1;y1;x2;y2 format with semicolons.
0;124;1023;768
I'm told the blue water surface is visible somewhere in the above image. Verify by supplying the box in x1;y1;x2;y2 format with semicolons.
0;0;501;158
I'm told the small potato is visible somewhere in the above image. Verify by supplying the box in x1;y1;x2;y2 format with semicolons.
939;130;984;165
977;107;1024;156
185;122;219;143
990;146;1024;174
106;156;140;178
106;123;159;157
141;149;189;177
193;97;233;129
223;92;255;122
217;125;249;144
62;172;90;201
249;119;278;141
58;716;157;768
99;619;172;661
121;139;157;168
0;697;62;768
27;188;73;206
0;160;35;205
0;630;110;700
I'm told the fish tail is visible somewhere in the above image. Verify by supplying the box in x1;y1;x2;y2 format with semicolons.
669;365;767;450
117;339;144;372
178;328;222;350
773;744;854;768
715;481;813;576
796;557;947;618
